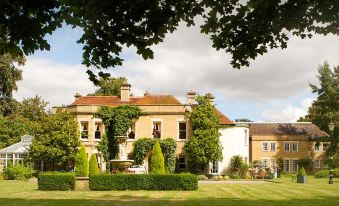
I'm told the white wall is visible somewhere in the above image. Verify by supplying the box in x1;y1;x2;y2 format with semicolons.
210;126;249;175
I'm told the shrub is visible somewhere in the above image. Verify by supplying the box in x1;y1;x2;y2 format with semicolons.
2;164;33;180
223;175;230;180
212;176;219;181
38;172;76;191
150;141;165;174
315;168;339;178
89;174;198;191
197;175;208;180
89;154;99;176
75;145;89;177
227;155;248;179
297;167;307;177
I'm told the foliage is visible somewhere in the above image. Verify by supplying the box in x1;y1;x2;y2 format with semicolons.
150;141;165;174
28;110;80;170
0;54;25;116
234;118;252;122
89;174;198;191
297;167;307;177
314;168;339;178
297;159;312;173
2;164;33;180
133;138;177;173
185;95;222;174
16;95;48;122
88;77;127;95
37;172;76;191
3;2;338;82
334;151;339;168
89;154;99;177
96;133;109;163
227;155;248;179
75;145;89;177
0;115;36;149
95;105;142;160
197;175;208;180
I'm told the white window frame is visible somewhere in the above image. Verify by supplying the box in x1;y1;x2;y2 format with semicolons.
262;159;268;167
262;142;268;151
314;159;320;168
151;119;162;139
292;160;298;173
314;143;320;151
178;155;187;171
270;142;276;151
291;142;298;152
94;122;103;141
127;121;136;141
284;159;290;172
80;121;89;140
244;129;248;145
284;142;290;151
177;120;187;141
210;160;219;174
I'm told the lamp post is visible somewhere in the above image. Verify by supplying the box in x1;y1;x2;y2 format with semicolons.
328;122;335;184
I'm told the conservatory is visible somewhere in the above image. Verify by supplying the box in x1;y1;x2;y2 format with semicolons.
0;135;32;170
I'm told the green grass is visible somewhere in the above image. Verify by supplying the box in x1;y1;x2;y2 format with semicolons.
0;177;338;206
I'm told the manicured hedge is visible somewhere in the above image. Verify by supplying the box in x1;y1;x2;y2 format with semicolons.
38;172;76;191
314;168;339;178
89;174;198;191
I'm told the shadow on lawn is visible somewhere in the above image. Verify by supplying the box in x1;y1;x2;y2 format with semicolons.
0;196;339;206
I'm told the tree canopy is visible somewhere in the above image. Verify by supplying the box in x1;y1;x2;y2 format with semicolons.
16;95;48;122
1;1;338;82
88;76;127;96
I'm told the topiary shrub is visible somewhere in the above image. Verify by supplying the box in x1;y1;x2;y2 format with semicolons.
197;175;208;180
89;154;99;176
89;174;198;191
150;141;165;174
38;172;76;191
2;164;34;180
75;145;89;177
223;175;230;180
297;167;307;177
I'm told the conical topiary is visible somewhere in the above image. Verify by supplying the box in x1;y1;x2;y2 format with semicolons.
89;154;99;176
75;145;89;177
150;141;165;174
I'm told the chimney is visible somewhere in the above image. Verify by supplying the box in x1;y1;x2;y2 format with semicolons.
186;91;196;105
144;91;150;96
120;83;131;101
206;93;215;105
74;93;82;99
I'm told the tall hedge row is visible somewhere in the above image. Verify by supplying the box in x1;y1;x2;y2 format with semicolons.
89;174;198;191
38;172;76;191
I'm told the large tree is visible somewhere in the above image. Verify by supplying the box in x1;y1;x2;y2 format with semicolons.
16;95;48;122
1;1;338;82
28;110;80;170
0;54;25;116
88;77;127;96
185;94;222;174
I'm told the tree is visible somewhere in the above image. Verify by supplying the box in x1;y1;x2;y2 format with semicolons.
88;77;127;95
0;115;35;149
0;54;25;116
89;154;99;176
75;145;89;177
235;118;252;122
150;141;165;174
28;110;80;170
16;95;48;122
302;62;338;154
1;1;338;82
185;95;222;174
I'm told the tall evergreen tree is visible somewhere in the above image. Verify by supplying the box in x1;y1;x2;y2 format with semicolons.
75;145;89;177
89;154;99;176
151;141;165;174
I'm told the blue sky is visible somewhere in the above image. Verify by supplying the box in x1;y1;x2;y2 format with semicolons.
14;23;338;122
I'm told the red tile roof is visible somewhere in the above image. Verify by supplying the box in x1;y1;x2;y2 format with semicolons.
70;95;182;106
215;109;235;125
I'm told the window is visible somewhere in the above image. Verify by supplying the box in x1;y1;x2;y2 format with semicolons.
270;142;276;151
284;142;290;151
314;160;320;168
284;160;290;172
292;160;298;173
152;122;161;138
95;123;102;139
262;159;268;167
271;159;276;168
210;160;219;174
178;155;187;171
314;143;320;151
0;154;6;159
323;144;328;151
178;122;187;140
128;122;136;139
291;143;298;151
263;142;268;151
81;122;89;139
244;129;248;145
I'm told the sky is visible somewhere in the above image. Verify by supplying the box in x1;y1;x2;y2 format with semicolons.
13;22;339;122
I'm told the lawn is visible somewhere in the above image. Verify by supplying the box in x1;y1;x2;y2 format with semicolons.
0;177;338;206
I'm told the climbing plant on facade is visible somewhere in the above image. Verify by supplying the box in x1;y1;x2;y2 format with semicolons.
133;137;177;174
95;105;142;160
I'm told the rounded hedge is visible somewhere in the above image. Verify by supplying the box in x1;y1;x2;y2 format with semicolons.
38;172;76;191
315;168;339;178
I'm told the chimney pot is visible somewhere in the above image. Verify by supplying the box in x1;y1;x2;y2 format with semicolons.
74;93;82;99
186;90;196;105
120;83;131;101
